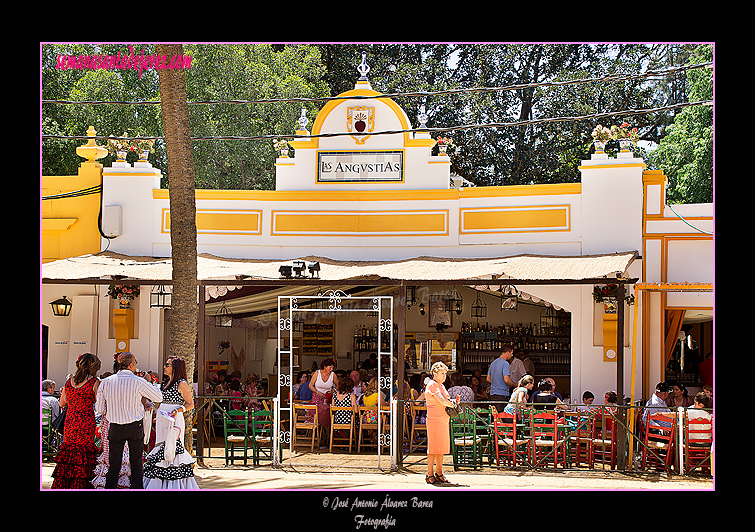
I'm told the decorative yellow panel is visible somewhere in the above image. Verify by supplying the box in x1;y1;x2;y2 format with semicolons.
460;205;570;234
162;209;262;235
271;210;449;237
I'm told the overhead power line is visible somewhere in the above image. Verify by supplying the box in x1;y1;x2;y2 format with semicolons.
41;62;712;107
41;99;712;143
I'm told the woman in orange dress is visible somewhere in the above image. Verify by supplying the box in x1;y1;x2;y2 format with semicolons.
423;362;459;485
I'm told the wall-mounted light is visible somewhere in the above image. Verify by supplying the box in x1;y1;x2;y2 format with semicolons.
50;296;73;317
406;286;418;308
419;303;425;316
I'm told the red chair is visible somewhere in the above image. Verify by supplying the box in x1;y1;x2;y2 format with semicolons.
529;410;568;468
565;412;594;468
684;414;712;475
641;412;676;472
591;412;617;470
491;407;529;468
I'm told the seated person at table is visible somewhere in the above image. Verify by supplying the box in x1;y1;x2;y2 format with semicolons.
504;374;535;416
686;392;712;445
531;379;566;410
294;371;313;402
642;382;672;430
576;390;595;411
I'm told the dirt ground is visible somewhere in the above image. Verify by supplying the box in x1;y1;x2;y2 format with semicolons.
41;444;714;491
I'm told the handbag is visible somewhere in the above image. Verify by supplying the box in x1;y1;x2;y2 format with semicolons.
445;404;462;419
51;406;67;433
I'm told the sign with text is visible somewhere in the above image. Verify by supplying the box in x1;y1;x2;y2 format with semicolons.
317;150;404;183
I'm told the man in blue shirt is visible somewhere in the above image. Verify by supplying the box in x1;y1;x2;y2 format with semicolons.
487;344;516;407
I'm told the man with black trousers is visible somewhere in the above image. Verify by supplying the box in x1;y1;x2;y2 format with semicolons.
96;352;163;489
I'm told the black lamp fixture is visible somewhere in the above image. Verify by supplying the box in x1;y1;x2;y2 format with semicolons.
149;285;172;308
307;261;321;278
471;291;487;318
50;295;73;317
215;301;233;328
406;286;418;308
292;261;306;277
500;285;519;311
445;288;463;315
419;303;425;316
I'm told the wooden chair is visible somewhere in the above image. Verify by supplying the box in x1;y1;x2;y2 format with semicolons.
683;414;712;475
641;412;676;472
591;412;617;469
565;411;594;468
529;410;568;468
409;405;428;454
222;409;250;466
329;406;356;453
292;403;320;452
491;407;530;468
358;406;380;452
249;408;274;466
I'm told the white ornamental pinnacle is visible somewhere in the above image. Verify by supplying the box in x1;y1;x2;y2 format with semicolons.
357;51;370;81
297;108;309;132
418;105;428;129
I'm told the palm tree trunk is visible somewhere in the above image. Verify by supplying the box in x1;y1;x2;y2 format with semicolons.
157;44;197;449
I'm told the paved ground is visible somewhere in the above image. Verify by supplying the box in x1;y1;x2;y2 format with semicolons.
41;449;714;491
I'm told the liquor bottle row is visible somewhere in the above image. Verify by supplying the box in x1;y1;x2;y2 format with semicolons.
460;321;569;337
460;336;570;352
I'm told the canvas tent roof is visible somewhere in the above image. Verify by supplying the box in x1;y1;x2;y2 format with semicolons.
42;251;638;285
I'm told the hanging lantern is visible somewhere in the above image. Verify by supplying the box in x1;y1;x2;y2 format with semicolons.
215;301;233;327
471;291;487;318
500;285;519;311
149;285;172;308
445;288;463;315
50;296;73;316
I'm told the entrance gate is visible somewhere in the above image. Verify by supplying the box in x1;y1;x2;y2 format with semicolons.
275;290;395;469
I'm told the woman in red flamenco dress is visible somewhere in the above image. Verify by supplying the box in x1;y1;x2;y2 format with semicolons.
52;353;101;489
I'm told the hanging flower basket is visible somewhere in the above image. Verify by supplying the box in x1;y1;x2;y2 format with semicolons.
108;285;140;309
593;284;634;313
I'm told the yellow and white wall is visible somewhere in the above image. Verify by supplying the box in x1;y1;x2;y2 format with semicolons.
42;79;713;401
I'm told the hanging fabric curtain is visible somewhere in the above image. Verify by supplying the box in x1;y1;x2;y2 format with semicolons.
664;309;686;365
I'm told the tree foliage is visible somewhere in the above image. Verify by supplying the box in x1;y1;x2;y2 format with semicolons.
649;44;713;204
42;43;712;195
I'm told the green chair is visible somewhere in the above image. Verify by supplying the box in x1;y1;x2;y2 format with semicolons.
470;405;494;464
249;408;274;466
450;408;485;470
42;407;56;459
222;409;251;466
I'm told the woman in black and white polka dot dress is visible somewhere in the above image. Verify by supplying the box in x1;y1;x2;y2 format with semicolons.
143;356;200;489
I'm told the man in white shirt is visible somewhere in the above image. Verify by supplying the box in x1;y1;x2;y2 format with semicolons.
642;382;671;430
96;352;163;489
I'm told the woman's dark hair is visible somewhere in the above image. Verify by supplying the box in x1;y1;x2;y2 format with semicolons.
538;379;552;392
673;381;689;396
229;377;241;392
162;355;188;391
73;353;101;385
321;357;336;370
605;391;618;404
337;376;354;395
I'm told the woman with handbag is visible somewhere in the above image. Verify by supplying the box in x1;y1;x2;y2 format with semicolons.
424;362;459;485
143;356;199;489
51;353;101;489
